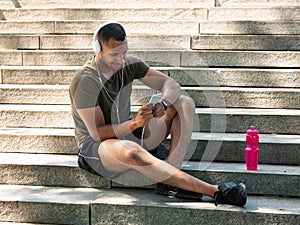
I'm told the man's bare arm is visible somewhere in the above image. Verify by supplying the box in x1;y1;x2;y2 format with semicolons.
77;104;154;141
140;68;181;105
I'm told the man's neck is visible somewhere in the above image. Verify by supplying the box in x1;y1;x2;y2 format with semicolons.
95;55;114;80
99;62;114;80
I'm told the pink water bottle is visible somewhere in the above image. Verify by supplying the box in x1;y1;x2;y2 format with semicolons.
245;126;260;170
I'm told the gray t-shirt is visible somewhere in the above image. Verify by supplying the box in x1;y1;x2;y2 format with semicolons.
69;55;150;147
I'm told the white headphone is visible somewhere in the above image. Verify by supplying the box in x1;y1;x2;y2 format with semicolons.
92;21;121;53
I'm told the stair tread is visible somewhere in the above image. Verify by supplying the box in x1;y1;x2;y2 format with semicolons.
195;107;300;115
1;83;299;92
0;184;103;204
182;161;299;175
1;0;300;8
0;152;298;175
1;65;300;71
2;49;300;53
0;184;299;215
0;65;80;69
0;223;55;225
0;104;299;115
1;6;300;9
0;223;54;225
0;152;77;167
0;127;74;136
1;127;299;144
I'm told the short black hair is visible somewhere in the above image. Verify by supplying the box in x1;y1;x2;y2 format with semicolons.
97;23;126;46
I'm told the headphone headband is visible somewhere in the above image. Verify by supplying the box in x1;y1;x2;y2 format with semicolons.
92;21;120;53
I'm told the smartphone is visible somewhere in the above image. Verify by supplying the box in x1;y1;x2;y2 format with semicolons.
149;93;162;105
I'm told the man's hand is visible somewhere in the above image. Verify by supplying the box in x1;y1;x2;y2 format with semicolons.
133;103;154;127
152;102;165;118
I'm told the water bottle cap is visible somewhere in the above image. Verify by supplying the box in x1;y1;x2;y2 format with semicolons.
247;126;259;135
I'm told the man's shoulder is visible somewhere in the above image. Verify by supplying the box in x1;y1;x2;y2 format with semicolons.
124;55;149;80
125;55;145;65
72;61;97;82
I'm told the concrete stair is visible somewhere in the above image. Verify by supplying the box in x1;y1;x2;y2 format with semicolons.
2;34;300;51
0;152;299;197
2;0;299;9
1;66;299;87
1;84;299;108
1;50;300;67
0;185;298;225
0;0;299;224
1;104;299;134
1;128;299;164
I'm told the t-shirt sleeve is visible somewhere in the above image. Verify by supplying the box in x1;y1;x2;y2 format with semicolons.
71;75;100;109
126;56;150;80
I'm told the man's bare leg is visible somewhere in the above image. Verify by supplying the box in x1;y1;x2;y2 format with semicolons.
143;95;195;168
167;95;195;168
98;139;218;198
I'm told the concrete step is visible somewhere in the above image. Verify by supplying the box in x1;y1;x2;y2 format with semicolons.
0;35;39;50
114;162;300;197
0;8;208;21
0;152;110;188
193;107;300;134
1;7;300;21
182;161;300;197
0;104;73;129
0;128;299;165
1;84;299;109
0;222;62;224
1;185;299;225
184;86;300;109
0;84;70;105
0;20;200;35
0;34;191;50
0;0;215;9
188;132;300;165
0;105;299;134
1;66;299;88
209;6;300;21
1;0;300;9
3;34;300;51
200;20;300;35
0;184;98;225
0;65;78;85
0;153;299;197
216;0;300;7
2;20;300;36
181;50;300;68
170;68;300;88
1;50;300;67
192;35;300;51
0;128;77;155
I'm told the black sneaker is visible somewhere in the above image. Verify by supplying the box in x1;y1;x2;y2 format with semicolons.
214;182;247;207
155;183;203;200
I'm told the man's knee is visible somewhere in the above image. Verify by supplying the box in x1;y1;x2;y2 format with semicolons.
99;139;151;167
172;95;195;114
178;95;195;108
124;142;152;167
104;140;151;167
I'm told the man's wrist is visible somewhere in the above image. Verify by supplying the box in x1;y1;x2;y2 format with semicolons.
159;99;168;111
129;118;142;131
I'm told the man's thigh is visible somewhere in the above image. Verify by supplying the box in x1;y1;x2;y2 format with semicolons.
98;139;143;173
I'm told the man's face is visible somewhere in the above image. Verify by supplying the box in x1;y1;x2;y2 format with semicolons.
100;38;128;72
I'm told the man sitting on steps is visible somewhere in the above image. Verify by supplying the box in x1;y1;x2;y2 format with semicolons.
69;22;247;207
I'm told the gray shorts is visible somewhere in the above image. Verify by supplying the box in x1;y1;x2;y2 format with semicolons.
78;128;165;180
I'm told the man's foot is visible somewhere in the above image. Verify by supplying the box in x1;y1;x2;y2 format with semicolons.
155;183;203;200
214;182;247;207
